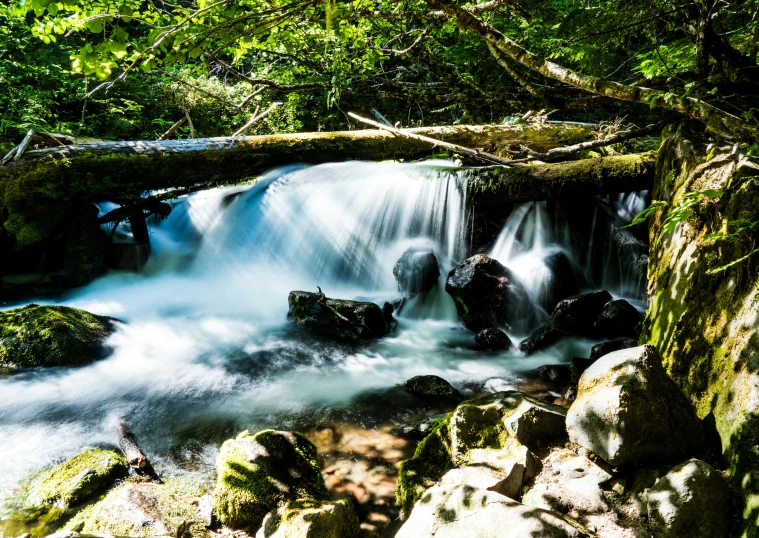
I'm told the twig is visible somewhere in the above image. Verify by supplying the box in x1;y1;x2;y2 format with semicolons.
13;129;35;162
348;112;528;166
232;102;282;136
518;122;665;161
157;117;187;141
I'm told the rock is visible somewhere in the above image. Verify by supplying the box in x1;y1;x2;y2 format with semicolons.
401;375;462;402
593;300;642;338
475;327;512;350
213;430;329;530
287;291;388;342
24;449;127;509
534;364;571;383
522;448;612;517
647;459;731;538
566;345;703;466
106;242;150;272
519;290;613;354
444;254;532;332
256;499;359;538
395;414;448;440
450;391;567;457
63;205;106;287
589;337;639;361
542;251;579;313
74;477;208;538
395;484;587;538
438;463;523;500
0;304;117;368
570;357;594;383
393;247;440;297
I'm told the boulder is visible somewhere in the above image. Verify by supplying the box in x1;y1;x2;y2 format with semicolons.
647;459;731;538
519;290;612;354
444;254;532;332
25;449;127;509
438;463;523;500
566;345;703;466
593;300;642;339
287;291;388;342
401;375;462;402
213;430;329;530
72;477;208;538
0;304;117;368
256;499;359;538
589;337;639;361
393;247;440;297
474;327;512;350
542;251;579;313
395;484;587;538
534;364;571;383
450;391;567;457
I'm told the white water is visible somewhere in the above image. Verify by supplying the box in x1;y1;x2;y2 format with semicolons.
0;161;644;510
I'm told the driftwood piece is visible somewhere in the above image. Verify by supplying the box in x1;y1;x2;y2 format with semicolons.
348;112;529;166
117;419;159;479
13;129;35;161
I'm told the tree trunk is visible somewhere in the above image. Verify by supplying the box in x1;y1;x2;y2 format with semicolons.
426;0;758;142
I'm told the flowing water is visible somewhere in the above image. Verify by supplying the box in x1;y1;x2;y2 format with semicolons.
0;160;647;512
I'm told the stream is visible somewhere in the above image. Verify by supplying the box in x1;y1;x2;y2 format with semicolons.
0;160;647;515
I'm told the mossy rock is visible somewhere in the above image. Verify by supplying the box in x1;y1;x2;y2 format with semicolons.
0;304;116;368
395;413;453;519
213;430;329;530
287;291;388;342
256;499;359;538
401;375;462;402
25;449;128;510
68;477;209;538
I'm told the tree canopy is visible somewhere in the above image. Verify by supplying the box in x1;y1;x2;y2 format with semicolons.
2;0;758;142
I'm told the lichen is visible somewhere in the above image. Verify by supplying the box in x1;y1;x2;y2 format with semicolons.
0;304;116;368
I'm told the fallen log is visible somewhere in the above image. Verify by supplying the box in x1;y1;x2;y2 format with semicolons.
117;419;159;479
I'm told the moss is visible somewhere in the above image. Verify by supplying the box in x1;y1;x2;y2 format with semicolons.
395;413;453;519
24;449;127;510
0;304;116;368
1;505;67;538
213;430;329;530
259;499;359;538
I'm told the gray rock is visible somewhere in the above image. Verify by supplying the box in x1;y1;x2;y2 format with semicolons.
566;345;704;466
256;499;359;538
647;459;731;538
445;254;533;332
393;247;440;297
438;462;524;500
395;484;588;538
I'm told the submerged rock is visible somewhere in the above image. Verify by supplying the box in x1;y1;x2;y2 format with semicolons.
474;327;512;350
0;304;116;368
519;290;612;354
73;477;208;538
445;254;532;332
256;499;359;538
646;459;731;538
213;430;329;530
393;247;440;297
593;299;642;338
566;345;703;466
25;449;127;510
395;484;586;538
287;291;388;342
401;375;462;402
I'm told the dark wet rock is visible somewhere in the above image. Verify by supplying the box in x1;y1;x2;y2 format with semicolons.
256;499;359;538
570;357;595;383
213;430;329;530
287;291;388;342
594;299;643;338
63;205;106;287
0;304;116;368
402;375;462;402
612;224;649;279
445;254;532;332
396;484;586;538
566;345;704;466
24;449;127;509
647;459;731;538
542;251;579;313
475;327;512;350
393;247;440;297
534;364;571;383
519;290;613;354
589;336;639;361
